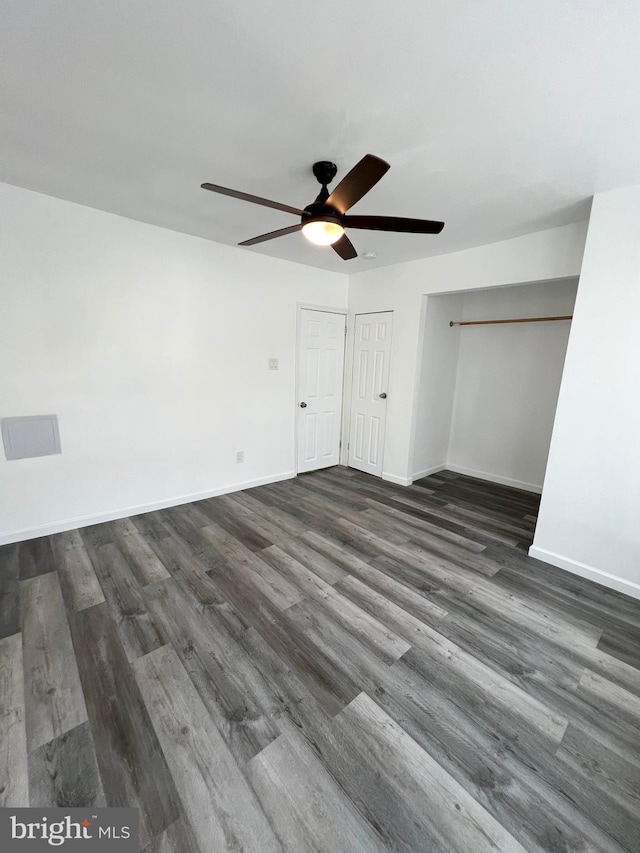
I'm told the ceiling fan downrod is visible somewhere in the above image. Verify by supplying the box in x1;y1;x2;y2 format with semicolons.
307;161;338;211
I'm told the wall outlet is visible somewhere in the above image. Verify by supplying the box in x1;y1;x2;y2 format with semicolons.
268;358;279;370
236;450;244;463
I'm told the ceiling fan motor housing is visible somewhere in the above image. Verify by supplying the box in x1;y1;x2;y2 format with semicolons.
302;201;342;223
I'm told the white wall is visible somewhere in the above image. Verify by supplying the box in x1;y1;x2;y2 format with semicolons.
446;280;577;492
0;183;347;543
348;221;588;484
531;185;640;599
411;293;463;478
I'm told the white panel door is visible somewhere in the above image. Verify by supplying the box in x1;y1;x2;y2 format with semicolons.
296;309;346;473
348;312;393;477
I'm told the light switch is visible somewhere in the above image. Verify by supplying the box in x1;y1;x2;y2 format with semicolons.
268;358;279;370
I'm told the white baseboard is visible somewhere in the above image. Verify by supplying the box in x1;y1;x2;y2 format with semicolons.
381;472;413;487
411;464;446;481
0;471;296;546
528;546;640;601
445;464;542;494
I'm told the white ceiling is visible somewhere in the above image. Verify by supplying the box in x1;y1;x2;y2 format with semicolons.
2;1;640;273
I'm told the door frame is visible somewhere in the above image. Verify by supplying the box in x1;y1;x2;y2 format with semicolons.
295;303;348;475
342;309;394;473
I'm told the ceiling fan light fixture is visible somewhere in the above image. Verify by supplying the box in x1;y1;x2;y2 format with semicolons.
302;218;344;246
201;154;444;260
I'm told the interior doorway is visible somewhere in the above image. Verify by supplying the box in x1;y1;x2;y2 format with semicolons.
296;307;346;473
348;311;393;477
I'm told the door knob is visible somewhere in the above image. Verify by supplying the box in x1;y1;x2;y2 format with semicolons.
299;402;307;408
379;392;387;399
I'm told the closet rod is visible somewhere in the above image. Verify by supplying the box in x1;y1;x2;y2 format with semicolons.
449;315;572;327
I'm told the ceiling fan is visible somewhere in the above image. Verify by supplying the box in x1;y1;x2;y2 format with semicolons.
201;154;444;260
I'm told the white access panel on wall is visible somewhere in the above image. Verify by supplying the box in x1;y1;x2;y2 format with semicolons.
348;312;393;477
296;308;346;473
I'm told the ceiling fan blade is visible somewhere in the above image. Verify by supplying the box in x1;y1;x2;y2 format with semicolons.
201;182;304;217
238;224;303;246
331;234;358;260
344;215;445;234
325;154;390;215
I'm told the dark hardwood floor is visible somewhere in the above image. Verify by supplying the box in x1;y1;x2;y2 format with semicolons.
1;467;639;852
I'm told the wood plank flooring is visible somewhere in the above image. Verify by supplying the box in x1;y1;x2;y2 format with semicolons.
1;467;639;852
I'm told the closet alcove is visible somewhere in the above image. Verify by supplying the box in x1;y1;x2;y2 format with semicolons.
412;278;579;496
